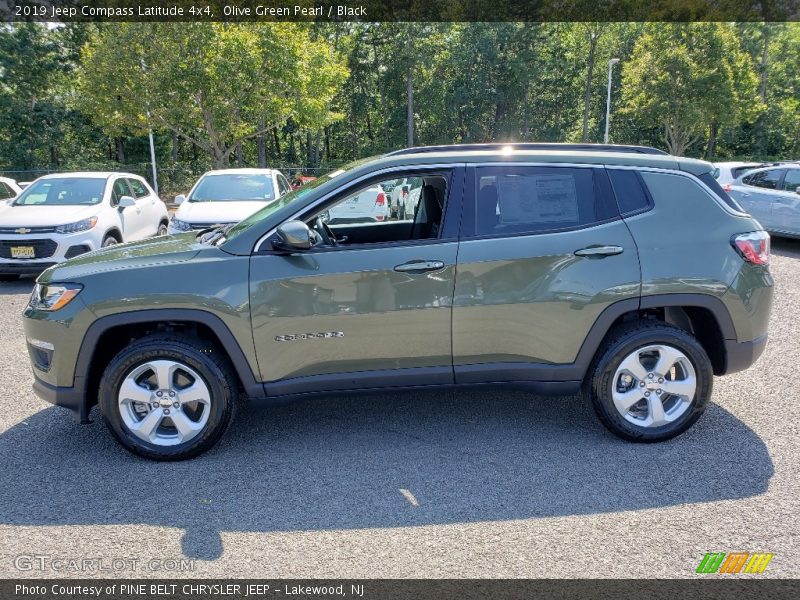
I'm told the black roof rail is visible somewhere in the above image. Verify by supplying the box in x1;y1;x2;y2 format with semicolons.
386;143;669;157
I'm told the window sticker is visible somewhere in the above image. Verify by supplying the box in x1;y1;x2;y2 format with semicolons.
497;174;578;224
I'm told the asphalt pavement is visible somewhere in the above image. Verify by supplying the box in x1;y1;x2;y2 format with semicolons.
0;238;798;578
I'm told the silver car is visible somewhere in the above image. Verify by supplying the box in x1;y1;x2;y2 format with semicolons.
728;165;800;239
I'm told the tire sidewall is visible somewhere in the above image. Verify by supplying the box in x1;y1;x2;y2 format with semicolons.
100;343;232;460
592;326;713;442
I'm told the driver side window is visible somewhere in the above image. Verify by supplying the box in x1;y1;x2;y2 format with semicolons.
110;179;131;206
307;173;448;247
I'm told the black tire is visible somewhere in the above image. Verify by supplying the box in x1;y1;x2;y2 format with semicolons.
586;320;713;443
157;222;168;236
102;235;119;247
99;334;238;460
0;274;20;282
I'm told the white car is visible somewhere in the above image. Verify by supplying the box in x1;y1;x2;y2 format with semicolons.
168;168;291;234
325;183;390;224
0;172;168;280
388;177;423;219
0;176;22;205
713;162;766;189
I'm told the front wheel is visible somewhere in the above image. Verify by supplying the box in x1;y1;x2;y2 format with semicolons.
587;321;713;443
157;222;168;236
99;334;237;460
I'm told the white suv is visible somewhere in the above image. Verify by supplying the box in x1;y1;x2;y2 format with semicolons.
168;168;291;234
0;172;168;280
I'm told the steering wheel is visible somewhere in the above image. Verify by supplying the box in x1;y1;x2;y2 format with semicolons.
313;216;338;246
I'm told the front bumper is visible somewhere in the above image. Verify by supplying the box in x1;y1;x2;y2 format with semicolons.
0;261;56;275
32;373;91;423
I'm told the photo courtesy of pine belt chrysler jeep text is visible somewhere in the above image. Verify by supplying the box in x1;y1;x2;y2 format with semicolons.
22;144;773;460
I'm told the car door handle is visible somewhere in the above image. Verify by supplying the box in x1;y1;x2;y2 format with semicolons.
394;260;445;272
574;245;624;257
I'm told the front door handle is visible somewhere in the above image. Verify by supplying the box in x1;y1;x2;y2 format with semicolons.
574;245;624;257
394;260;445;273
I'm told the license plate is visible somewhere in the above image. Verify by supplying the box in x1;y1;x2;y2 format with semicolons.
10;246;35;259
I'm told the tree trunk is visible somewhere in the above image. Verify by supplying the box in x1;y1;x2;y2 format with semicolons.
273;128;281;156
406;68;414;147
171;132;179;163
115;137;125;163
755;24;770;156
324;126;331;162
581;32;598;142
306;130;313;168
257;116;266;167
314;129;321;168
705;122;718;160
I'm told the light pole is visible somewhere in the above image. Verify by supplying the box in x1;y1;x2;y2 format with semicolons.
604;58;620;144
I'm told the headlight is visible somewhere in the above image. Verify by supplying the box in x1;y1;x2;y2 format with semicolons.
55;217;97;234
29;283;83;311
169;218;192;232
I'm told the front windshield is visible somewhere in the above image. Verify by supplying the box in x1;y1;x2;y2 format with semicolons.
223;157;377;242
190;174;274;202
13;177;106;206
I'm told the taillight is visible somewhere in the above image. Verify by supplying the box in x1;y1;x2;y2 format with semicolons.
732;231;770;266
375;192;385;206
722;183;733;192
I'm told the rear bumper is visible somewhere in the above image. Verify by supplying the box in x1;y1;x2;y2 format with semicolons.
0;261;56;275
32;374;91;423
724;334;768;375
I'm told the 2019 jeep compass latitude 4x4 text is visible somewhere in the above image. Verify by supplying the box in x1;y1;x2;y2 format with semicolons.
22;144;773;460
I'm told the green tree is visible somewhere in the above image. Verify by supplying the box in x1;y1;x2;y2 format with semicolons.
78;23;348;168
620;23;762;156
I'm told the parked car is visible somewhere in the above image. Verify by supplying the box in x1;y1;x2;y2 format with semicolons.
727;164;800;239
168;169;291;234
291;175;317;190
0;172;168;280
23;143;772;460
0;176;22;204
324;182;389;224
389;177;423;219
713;162;766;187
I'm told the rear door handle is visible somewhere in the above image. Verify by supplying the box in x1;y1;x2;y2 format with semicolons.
394;260;445;272
574;245;624;257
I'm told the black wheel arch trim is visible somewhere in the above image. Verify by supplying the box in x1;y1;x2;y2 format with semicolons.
74;308;264;403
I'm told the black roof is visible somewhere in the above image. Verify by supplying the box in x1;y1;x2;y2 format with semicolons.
386;143;669;157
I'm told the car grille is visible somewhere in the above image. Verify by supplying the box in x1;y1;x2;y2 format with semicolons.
0;238;58;259
0;226;57;234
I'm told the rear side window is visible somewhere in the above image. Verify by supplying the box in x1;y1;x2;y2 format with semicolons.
473;166;617;237
698;172;744;212
0;182;14;200
781;169;800;192
743;169;785;190
607;169;651;215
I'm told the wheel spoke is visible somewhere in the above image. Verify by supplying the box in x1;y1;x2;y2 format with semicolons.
647;395;668;427
653;346;685;378
171;410;203;441
131;409;163;441
617;351;649;381
118;378;152;405
178;381;211;405
149;360;176;390
612;388;644;414
662;377;696;400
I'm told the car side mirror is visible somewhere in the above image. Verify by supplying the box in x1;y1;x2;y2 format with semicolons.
274;220;314;252
118;195;136;209
795;186;800;195
174;194;186;205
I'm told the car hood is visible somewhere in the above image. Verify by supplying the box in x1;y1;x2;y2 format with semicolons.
175;200;272;224
38;233;204;283
0;203;99;227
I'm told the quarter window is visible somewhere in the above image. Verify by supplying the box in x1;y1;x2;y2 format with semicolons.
608;169;651;215
474;166;617;236
0;182;14;200
743;169;785;190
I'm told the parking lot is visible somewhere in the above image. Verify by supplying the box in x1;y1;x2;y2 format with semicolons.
0;238;797;579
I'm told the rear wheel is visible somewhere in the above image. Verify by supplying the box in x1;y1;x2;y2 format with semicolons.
99;334;238;460
587;321;713;442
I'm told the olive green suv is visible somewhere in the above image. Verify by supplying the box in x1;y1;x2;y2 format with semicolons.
22;144;773;460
